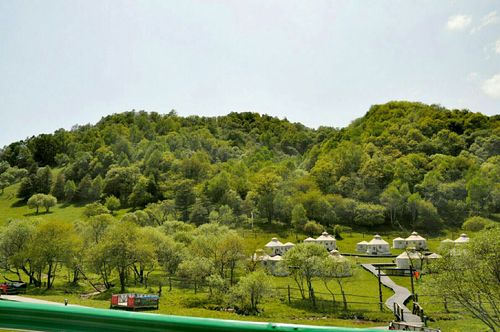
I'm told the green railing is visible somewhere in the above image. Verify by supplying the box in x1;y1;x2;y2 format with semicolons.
0;300;385;332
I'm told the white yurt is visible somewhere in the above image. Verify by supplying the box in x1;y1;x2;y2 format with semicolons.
366;234;391;255
392;237;406;249
426;253;442;261
264;237;284;256
396;250;424;270
405;232;427;250
439;238;455;250
262;254;287;276
304;237;317;244
454;233;470;245
282;242;295;254
356;241;368;253
315;231;337;251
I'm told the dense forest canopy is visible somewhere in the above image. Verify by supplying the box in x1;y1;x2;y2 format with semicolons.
1;101;499;232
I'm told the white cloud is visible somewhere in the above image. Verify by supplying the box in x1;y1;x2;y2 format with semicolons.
447;15;472;31
495;40;500;55
482;73;500;98
471;11;499;33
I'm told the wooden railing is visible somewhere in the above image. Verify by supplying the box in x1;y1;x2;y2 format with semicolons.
0;300;385;332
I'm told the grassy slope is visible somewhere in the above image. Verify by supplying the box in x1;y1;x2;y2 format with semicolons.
0;182;484;330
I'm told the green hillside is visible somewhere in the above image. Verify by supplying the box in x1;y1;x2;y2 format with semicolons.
1;101;498;232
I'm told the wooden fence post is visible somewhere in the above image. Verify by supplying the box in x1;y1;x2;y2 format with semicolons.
287;285;291;304
377;267;383;312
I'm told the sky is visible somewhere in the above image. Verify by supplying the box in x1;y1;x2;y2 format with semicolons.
1;0;499;147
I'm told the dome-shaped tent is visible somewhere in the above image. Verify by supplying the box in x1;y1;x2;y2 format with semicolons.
315;231;337;251
392;237;406;249
405;232;427;250
396;250;424;270
366;235;391;255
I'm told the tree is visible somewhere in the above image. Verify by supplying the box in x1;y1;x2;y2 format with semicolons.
0;219;36;284
41;194;57;212
64;180;76;201
27;220;80;289
282;243;328;307
291;204;308;236
303;220;323;237
103;166;140;204
128;176;153;208
178;257;213;293
34;166;52;194
353;202;386;226
254;172;281;223
76;175;93;201
82;202;110;218
320;256;353;310
175;180;196;221
90;175;104;201
87;222;154;292
427;227;500;331
229;271;273;313
145;200;176;226
105;195;120;214
51;173;66;200
27;194;45;214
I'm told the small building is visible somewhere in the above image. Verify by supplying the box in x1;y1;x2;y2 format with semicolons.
396;250;424;270
425;253;442;272
426;253;442;261
438;238;454;251
282;242;295;254
356;241;368;253
264;238;284;256
261;254;287;276
454;233;470;245
315;232;337;251
304;237;316;244
366;235;391;255
405;232;427;250
392;237;406;249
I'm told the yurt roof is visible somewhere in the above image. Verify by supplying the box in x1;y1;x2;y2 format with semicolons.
357;240;368;245
454;234;470;243
304;237;316;242
283;242;295;247
405;231;426;241
441;238;454;243
427;253;442;259
393;237;405;241
316;231;335;241
368;234;389;245
396;251;423;260
267;255;283;261
265;237;284;247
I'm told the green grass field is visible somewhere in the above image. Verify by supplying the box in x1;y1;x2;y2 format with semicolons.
0;182;486;330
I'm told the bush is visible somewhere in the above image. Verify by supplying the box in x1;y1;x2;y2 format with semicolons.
303;220;323;237
462;216;494;232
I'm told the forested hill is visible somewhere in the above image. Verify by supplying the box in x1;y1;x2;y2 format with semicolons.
0;101;499;232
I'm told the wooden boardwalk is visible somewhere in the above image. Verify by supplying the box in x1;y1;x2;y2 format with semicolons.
361;264;423;327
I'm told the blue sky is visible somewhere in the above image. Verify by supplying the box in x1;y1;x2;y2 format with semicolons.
0;0;499;147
